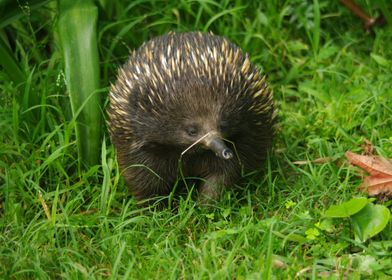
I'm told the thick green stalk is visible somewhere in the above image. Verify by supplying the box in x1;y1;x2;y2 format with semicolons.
57;0;102;168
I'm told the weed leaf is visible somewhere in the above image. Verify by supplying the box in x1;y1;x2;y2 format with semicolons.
324;197;368;218
351;203;391;242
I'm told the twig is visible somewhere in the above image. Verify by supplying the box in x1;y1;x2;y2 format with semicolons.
340;0;385;30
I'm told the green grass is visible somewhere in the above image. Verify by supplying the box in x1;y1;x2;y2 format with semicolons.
1;0;392;278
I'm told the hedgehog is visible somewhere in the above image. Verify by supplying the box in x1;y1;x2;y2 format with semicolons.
108;32;276;203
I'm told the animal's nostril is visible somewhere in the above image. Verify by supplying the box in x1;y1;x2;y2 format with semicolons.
222;148;233;159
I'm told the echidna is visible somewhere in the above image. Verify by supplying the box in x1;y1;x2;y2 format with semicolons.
108;32;276;203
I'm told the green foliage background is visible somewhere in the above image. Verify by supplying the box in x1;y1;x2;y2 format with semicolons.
1;0;392;278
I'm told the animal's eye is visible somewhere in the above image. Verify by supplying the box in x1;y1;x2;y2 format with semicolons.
186;125;198;137
219;121;229;133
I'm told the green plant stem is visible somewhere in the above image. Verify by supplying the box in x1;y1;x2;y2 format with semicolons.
57;0;102;168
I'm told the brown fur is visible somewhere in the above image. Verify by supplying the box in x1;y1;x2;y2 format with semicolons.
108;32;276;202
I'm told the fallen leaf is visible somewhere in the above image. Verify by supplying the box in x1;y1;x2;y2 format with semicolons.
345;151;392;197
362;176;392;196
38;190;51;220
345;152;392;177
272;256;287;269
362;138;374;155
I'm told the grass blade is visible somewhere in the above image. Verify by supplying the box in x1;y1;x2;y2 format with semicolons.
0;35;25;85
0;0;49;29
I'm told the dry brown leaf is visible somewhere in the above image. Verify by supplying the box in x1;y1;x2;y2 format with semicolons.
272;258;287;269
345;151;392;197
345;151;392;177
38;190;51;220
362;138;374;155
362;176;392;196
